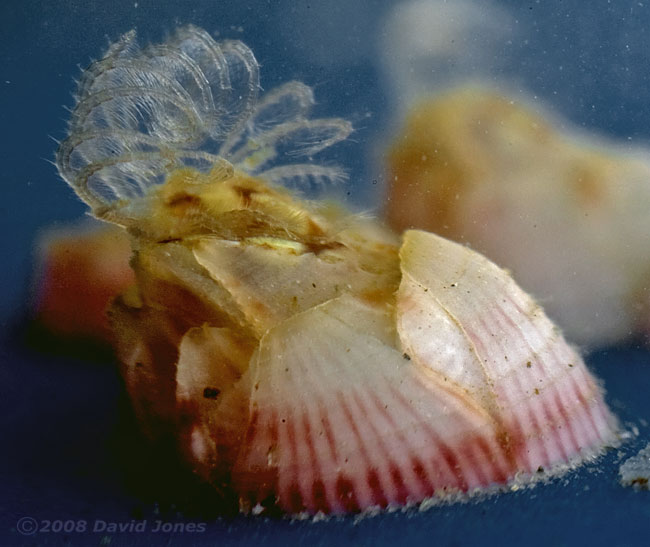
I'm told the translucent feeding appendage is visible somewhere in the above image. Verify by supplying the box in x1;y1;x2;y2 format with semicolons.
55;25;352;226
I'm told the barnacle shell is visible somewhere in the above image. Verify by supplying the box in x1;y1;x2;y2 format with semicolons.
56;26;618;515
385;87;650;347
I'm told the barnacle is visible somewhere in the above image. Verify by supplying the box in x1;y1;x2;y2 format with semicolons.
56;26;618;516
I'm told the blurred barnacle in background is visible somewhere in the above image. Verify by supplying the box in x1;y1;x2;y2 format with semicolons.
379;0;514;114
380;0;650;347
33;220;133;343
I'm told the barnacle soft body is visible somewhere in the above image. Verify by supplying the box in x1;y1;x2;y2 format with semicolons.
56;26;617;515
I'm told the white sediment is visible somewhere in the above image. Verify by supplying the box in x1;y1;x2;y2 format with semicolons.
619;443;650;490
